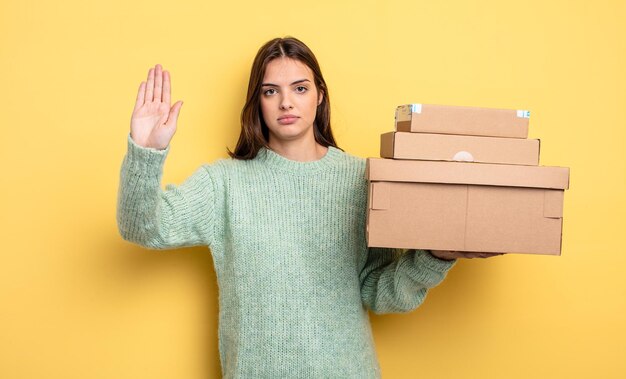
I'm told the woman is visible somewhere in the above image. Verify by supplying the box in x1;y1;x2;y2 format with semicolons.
117;36;501;378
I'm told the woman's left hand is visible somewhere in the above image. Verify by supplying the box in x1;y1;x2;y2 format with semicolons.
430;250;505;261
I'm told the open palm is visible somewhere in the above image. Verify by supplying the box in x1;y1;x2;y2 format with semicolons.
130;64;183;150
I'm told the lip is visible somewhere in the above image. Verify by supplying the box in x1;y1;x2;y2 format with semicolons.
277;114;299;125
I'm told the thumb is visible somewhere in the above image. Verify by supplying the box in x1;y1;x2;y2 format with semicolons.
165;101;183;128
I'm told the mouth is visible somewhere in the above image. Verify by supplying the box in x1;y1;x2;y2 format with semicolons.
277;115;299;125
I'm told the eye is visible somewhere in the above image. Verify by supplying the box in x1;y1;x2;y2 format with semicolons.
295;86;308;93
263;88;276;96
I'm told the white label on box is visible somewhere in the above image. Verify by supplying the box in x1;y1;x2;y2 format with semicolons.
452;151;474;162
410;103;422;114
517;110;531;118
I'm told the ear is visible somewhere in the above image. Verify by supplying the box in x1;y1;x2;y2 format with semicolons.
317;90;324;106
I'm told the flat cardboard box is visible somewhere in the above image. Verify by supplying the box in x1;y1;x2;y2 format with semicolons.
380;131;540;165
395;103;530;138
366;158;570;255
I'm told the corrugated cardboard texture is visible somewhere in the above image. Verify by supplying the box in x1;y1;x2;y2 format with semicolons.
370;181;391;210
367;182;564;255
369;182;468;249
395;104;529;138
366;158;569;190
464;186;563;254
380;132;540;165
543;189;565;218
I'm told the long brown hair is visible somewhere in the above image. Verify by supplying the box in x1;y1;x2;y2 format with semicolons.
228;36;340;160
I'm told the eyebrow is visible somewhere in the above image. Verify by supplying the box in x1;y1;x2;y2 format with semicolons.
261;79;311;87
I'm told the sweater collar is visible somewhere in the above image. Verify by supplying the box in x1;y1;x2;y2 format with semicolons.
256;145;342;174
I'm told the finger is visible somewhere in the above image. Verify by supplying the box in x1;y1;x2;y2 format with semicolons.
454;252;471;259
165;101;183;128
163;70;171;105
134;81;146;112
154;64;163;102
145;67;155;102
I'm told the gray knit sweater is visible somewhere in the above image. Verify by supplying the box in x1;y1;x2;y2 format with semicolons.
116;133;456;378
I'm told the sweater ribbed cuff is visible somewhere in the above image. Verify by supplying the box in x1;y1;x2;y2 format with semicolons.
126;133;170;170
416;249;457;272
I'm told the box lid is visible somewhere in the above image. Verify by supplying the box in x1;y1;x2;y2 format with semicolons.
380;131;541;165
394;103;530;139
366;158;569;190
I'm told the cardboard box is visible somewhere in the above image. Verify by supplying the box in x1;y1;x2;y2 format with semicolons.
395;103;530;138
380;132;540;165
366;158;570;255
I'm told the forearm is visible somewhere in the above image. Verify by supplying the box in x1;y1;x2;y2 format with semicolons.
116;133;171;249
360;248;456;314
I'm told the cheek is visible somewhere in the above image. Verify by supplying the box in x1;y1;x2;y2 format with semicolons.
303;95;319;118
259;99;272;122
259;98;268;112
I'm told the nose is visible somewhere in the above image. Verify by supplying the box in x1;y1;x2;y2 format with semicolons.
279;93;293;110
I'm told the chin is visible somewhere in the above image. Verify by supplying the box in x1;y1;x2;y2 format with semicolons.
270;126;310;141
276;133;305;142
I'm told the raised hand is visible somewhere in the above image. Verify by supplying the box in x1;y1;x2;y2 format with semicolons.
130;64;183;150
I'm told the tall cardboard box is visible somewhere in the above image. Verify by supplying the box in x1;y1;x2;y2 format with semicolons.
366;158;570;255
395;103;530;138
380;131;540;165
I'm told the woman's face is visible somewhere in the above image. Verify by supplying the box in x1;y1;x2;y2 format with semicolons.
260;57;323;146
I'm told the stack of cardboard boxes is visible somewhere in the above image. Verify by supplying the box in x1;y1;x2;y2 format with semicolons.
366;104;570;255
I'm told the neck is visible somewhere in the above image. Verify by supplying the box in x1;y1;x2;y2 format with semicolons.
268;137;329;162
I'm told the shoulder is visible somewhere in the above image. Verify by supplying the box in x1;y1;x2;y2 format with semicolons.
331;146;366;170
327;147;368;188
196;155;264;181
199;155;253;170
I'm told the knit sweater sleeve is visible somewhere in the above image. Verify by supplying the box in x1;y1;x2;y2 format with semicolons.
116;133;216;250
359;248;457;314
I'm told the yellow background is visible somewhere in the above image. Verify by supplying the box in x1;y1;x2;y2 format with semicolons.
1;0;624;377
